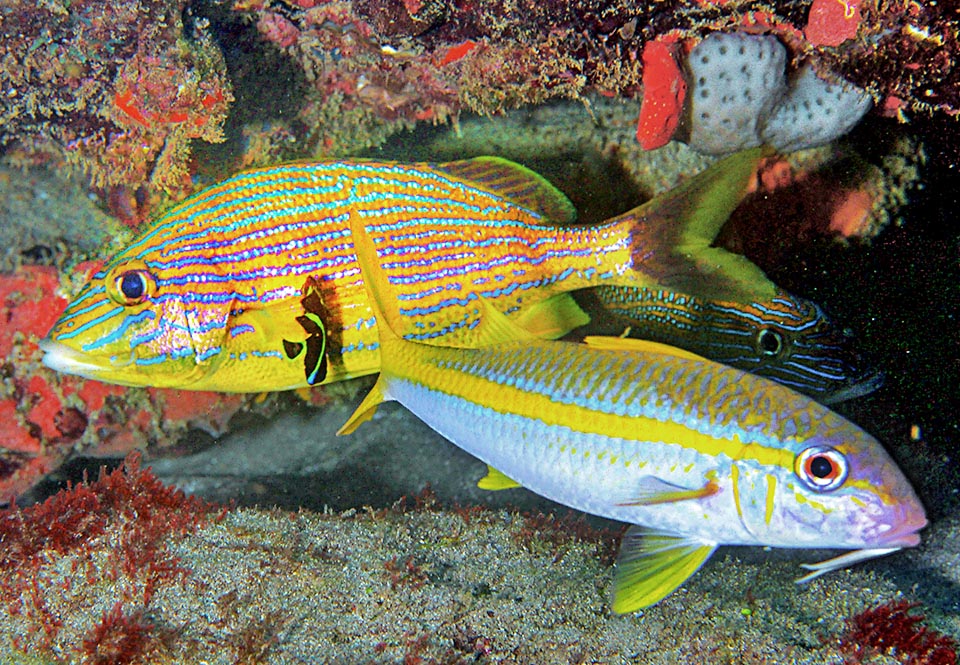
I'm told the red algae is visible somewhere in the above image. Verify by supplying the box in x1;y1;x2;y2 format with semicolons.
0;453;220;656
81;601;159;665
838;600;958;665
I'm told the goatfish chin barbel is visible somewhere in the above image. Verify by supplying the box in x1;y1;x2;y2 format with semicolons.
339;207;926;612
43;150;783;392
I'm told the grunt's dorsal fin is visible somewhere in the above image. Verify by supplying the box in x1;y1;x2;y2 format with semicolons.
617;148;777;303
433;157;577;224
612;527;717;613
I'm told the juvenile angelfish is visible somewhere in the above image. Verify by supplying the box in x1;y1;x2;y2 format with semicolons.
339;211;926;612
581;286;883;403
41;151;777;392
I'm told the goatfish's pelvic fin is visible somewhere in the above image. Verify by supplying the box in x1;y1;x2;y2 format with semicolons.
513;293;590;340
795;547;902;584
478;464;522;490
618;148;776;304
433;156;577;224
612;527;717;614
615;476;720;507
582;335;708;362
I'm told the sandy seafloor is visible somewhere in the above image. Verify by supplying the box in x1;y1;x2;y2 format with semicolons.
2;101;959;663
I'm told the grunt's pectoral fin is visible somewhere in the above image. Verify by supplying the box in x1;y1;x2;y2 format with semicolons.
612;527;717;613
477;464;522;490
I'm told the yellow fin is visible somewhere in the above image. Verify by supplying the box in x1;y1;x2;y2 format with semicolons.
613;148;776;303
582;335;709;362
339;202;400;436
615;477;719;506
477;464;522;490
337;376;387;435
433;157;577;224
470;296;538;347
612;527;717;613
512;293;590;339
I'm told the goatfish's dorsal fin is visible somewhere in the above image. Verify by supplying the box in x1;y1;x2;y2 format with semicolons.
612;527;717;614
433;157;577;224
478;464;522;490
582;335;709;362
337;213;402;436
616;148;776;303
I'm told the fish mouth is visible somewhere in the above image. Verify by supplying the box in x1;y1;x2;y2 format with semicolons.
875;512;928;549
38;338;131;380
820;369;885;404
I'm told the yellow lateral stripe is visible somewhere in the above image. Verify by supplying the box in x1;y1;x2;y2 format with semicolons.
411;345;798;471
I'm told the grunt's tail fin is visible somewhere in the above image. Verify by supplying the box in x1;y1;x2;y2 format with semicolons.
619;148;776;303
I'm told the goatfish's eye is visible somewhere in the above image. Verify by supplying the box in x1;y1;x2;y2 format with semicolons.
105;261;156;306
795;446;848;492
755;328;784;357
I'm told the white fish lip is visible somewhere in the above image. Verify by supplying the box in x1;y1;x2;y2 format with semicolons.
38;338;110;377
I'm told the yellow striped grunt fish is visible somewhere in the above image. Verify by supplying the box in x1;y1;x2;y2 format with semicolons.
41;151;774;391
339;202;926;612
579;286;884;403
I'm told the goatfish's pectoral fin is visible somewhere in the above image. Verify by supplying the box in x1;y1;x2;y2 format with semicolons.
337;377;387;435
477;464;522;490
619;148;776;303
513;293;590;340
795;547;902;584
433;157;577;224
616;476;720;506
612;527;717;613
582;335;708;362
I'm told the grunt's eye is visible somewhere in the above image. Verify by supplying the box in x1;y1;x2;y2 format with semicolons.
105;262;155;306
119;271;147;301
756;328;784;357
795;446;848;492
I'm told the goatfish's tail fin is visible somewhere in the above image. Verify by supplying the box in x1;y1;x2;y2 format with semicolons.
620;148;775;303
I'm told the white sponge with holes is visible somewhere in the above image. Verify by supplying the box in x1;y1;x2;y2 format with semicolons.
682;32;872;154
761;64;873;153
685;33;787;154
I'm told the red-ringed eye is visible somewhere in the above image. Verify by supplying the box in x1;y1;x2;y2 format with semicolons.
795;446;848;492
105;261;155;306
